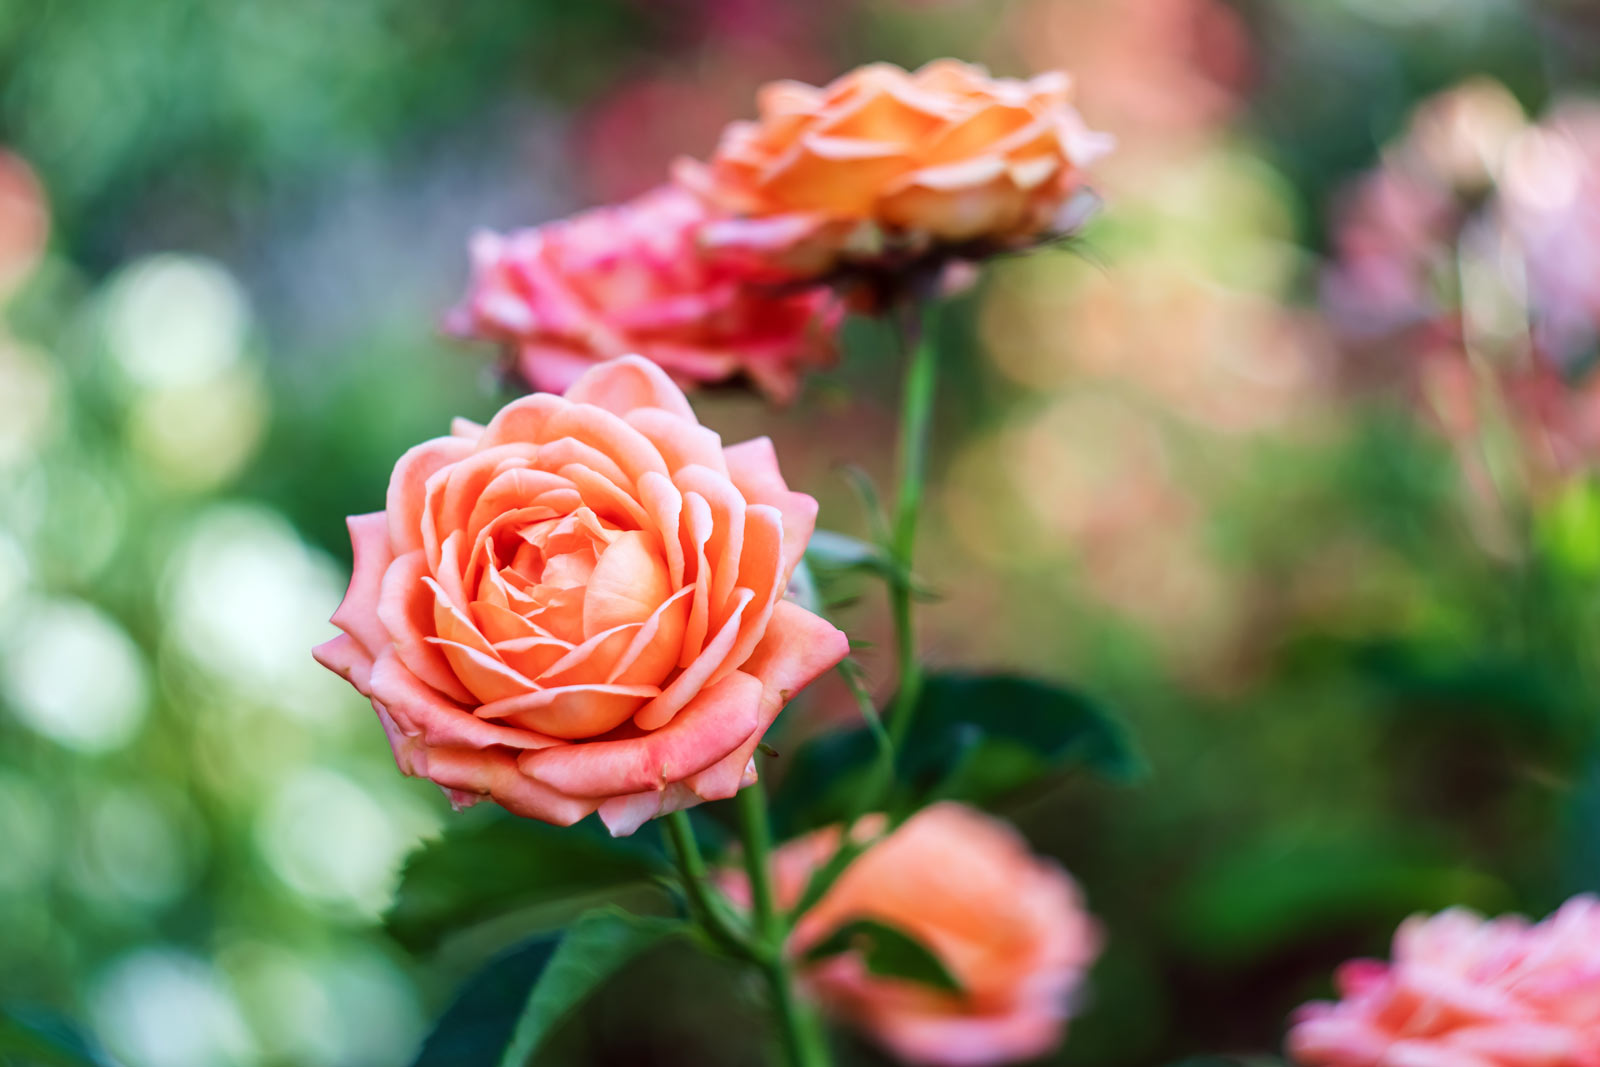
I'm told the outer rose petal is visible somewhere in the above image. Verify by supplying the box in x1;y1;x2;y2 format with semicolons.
312;633;375;694
328;512;393;663
565;353;698;423
722;436;819;577
517;669;766;798
422;747;596;826
685;599;851;796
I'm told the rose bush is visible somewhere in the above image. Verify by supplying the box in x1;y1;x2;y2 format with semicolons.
313;355;849;835
673;59;1112;279
447;185;842;402
1289;896;1600;1067
723;803;1102;1066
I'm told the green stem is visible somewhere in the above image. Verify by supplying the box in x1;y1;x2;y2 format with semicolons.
737;780;831;1067
736;780;780;942
787;301;940;922
759;955;831;1067
661;810;746;957
886;300;938;751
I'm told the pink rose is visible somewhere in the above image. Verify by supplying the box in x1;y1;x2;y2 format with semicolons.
724;804;1102;1066
312;356;849;835
1289;896;1600;1067
447;185;843;404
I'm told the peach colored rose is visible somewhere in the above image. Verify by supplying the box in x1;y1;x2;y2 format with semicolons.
723;804;1101;1066
673;59;1112;279
1289;896;1600;1067
312;356;849;835
447;186;842;404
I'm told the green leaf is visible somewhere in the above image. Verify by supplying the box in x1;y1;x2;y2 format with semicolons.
805;530;889;573
497;911;685;1067
0;1003;117;1067
903;673;1146;801
411;910;685;1067
802;918;962;995
773;672;1142;834
386;809;667;953
411;936;560;1067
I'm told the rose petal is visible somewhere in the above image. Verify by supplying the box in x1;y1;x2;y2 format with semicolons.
583;530;672;638
518;669;764;798
368;648;563;751
377;550;474;705
475;683;659;739
386;435;475;556
722;436;819;577
421;747;596;826
329;512;393;659
564;353;698;423
313;633;376;694
635;587;755;731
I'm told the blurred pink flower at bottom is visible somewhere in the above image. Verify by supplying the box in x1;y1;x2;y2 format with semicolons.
1289;896;1600;1067
723;804;1101;1067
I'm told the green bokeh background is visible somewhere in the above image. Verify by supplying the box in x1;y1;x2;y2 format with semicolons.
2;0;1598;1064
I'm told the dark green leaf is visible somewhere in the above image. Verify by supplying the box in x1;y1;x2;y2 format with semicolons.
802;918;962;995
773;672;1141;834
411;936;559;1067
497;911;685;1067
0;1003;117;1067
411;911;686;1067
386;809;667;953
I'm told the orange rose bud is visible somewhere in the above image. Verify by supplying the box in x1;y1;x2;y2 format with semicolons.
312;356;849;836
674;60;1112;284
723;804;1102;1066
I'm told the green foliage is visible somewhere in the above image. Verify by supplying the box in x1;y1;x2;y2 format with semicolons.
386;809;667;953
801;918;963;996
775;672;1142;835
412;910;685;1067
0;1004;115;1067
497;911;687;1067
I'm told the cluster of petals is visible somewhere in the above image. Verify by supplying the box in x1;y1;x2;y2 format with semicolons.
1290;896;1600;1067
313;356;849;835
673;59;1112;279
722;803;1102;1066
447;185;842;403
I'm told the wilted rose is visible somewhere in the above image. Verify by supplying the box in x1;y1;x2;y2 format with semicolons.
724;803;1101;1066
674;60;1111;280
313;356;849;835
448;186;842;403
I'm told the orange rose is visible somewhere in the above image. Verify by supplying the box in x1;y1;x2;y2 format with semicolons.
724;804;1102;1065
312;356;849;835
673;60;1112;279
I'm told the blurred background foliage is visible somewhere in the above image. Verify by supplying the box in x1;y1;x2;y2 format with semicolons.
2;0;1600;1064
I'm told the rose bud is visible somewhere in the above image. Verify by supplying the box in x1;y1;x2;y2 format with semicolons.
313;356;849;835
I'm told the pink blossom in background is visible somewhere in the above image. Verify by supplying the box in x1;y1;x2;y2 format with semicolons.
448;185;843;403
0;150;48;300
1289;896;1600;1067
723;804;1102;1067
1498;102;1600;368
